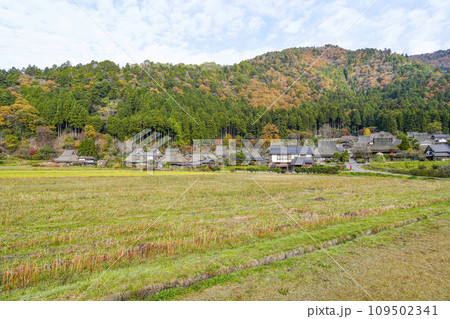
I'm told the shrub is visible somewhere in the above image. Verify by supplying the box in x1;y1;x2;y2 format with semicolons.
247;166;268;172
373;154;386;163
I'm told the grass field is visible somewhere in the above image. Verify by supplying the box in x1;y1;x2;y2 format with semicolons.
366;161;450;178
0;167;449;300
174;213;450;301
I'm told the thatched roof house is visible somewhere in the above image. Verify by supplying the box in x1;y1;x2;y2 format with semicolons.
314;140;341;159
351;136;371;154
192;149;218;166
125;148;161;166
158;149;187;167
215;145;230;158
53;150;79;163
371;137;397;153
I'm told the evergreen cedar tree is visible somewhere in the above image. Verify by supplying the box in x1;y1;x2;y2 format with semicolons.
397;134;412;151
0;47;449;145
78;138;98;157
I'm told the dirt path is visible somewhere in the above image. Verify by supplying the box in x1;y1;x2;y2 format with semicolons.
345;159;449;179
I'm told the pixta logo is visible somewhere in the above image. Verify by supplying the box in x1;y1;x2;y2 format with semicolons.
122;129;171;175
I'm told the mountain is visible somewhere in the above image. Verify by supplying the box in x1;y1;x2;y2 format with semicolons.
0;46;449;145
410;49;450;71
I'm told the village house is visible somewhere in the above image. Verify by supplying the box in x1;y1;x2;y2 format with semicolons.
79;156;97;166
407;132;433;150
215;145;231;158
371;137;397;154
289;156;314;171
124;148;162;167
191;149;218;166
339;136;357;150
351;135;372;155
425;144;450;161
269;146;314;170
158;148;188;168
314;140;341;162
430;134;450;144
53;150;79;164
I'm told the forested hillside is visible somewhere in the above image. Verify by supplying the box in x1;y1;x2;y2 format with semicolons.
410;49;450;71
1;45;449;146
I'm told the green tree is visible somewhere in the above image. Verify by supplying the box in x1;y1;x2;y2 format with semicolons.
4;134;19;152
38;145;55;160
236;151;246;164
78;138;98;157
397;134;411;151
425;121;442;134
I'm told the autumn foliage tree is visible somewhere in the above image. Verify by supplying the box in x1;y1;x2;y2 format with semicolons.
0;93;40;136
260;123;280;148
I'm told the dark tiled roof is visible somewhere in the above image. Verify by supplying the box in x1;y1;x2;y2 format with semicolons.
428;144;450;151
434;152;450;157
431;134;450;139
269;146;314;155
290;157;314;166
427;144;450;156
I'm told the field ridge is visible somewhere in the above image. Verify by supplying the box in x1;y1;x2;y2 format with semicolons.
110;211;445;301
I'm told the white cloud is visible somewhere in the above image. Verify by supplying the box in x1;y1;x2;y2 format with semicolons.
0;0;448;69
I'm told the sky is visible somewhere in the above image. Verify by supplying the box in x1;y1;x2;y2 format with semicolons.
0;0;449;69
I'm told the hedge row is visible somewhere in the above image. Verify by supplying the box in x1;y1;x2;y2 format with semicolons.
294;164;342;174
